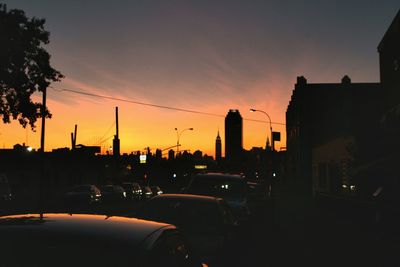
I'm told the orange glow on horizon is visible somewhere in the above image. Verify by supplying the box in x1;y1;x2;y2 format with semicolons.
0;78;288;157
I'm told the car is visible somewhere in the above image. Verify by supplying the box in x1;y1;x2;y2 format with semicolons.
100;185;127;203
141;185;153;200
184;172;250;222
121;182;142;200
0;213;207;267
136;194;237;263
64;184;101;205
150;185;163;196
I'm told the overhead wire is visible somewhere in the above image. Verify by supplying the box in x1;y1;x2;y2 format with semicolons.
97;135;114;145
50;87;286;126
96;122;115;145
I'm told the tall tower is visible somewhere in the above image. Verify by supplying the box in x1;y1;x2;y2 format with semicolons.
224;109;243;162
215;130;222;161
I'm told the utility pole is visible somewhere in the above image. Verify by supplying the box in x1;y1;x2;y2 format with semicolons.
39;87;47;217
40;88;47;152
71;124;77;150
113;107;120;157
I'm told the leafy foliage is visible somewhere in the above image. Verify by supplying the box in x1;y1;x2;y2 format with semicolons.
0;4;63;129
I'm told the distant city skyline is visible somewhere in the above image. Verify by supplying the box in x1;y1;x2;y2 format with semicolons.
1;1;398;156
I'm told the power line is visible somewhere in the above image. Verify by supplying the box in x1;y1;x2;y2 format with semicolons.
97;135;114;145
96;122;115;145
50;87;286;126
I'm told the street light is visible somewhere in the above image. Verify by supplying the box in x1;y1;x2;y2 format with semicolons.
174;127;194;154
249;109;276;228
250;109;273;151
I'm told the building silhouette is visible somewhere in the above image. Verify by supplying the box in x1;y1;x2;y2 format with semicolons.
286;76;381;196
155;149;162;160
215;130;222;161
379;9;400;109
168;149;175;160
373;9;400;194
285;9;400;198
225;109;243;163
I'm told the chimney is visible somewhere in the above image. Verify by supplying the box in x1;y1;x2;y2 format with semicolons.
341;75;351;85
296;76;307;86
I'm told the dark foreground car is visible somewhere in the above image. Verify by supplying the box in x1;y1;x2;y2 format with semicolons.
136;194;237;264
185;173;250;222
0;213;207;267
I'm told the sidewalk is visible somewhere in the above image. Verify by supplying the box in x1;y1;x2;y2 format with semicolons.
270;181;382;266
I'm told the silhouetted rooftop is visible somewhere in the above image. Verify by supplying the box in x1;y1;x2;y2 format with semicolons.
378;8;400;51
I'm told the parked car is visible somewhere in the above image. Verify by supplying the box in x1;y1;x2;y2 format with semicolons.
64;184;101;205
136;194;237;263
184;173;250;222
150;185;163;196
121;182;142;200
141;185;153;200
100;185;127;203
0;213;207;267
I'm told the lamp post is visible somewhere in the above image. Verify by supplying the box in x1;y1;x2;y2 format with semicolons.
250;109;273;151
250;108;276;227
174;127;194;154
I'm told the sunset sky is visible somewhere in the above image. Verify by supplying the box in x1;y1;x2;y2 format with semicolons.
1;1;399;156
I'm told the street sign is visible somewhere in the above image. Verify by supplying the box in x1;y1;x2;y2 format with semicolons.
140;154;147;164
272;131;281;141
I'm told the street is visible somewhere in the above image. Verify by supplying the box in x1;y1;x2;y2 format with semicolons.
1;181;398;267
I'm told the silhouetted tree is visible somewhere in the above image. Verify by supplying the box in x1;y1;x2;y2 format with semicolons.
0;4;63;129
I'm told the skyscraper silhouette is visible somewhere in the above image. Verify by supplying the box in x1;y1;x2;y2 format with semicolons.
215;130;222;161
225;109;243;162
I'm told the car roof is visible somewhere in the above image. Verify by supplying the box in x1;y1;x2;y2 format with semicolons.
73;184;94;187
122;182;139;186
152;193;222;203
68;184;97;191
194;172;245;180
0;213;173;245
